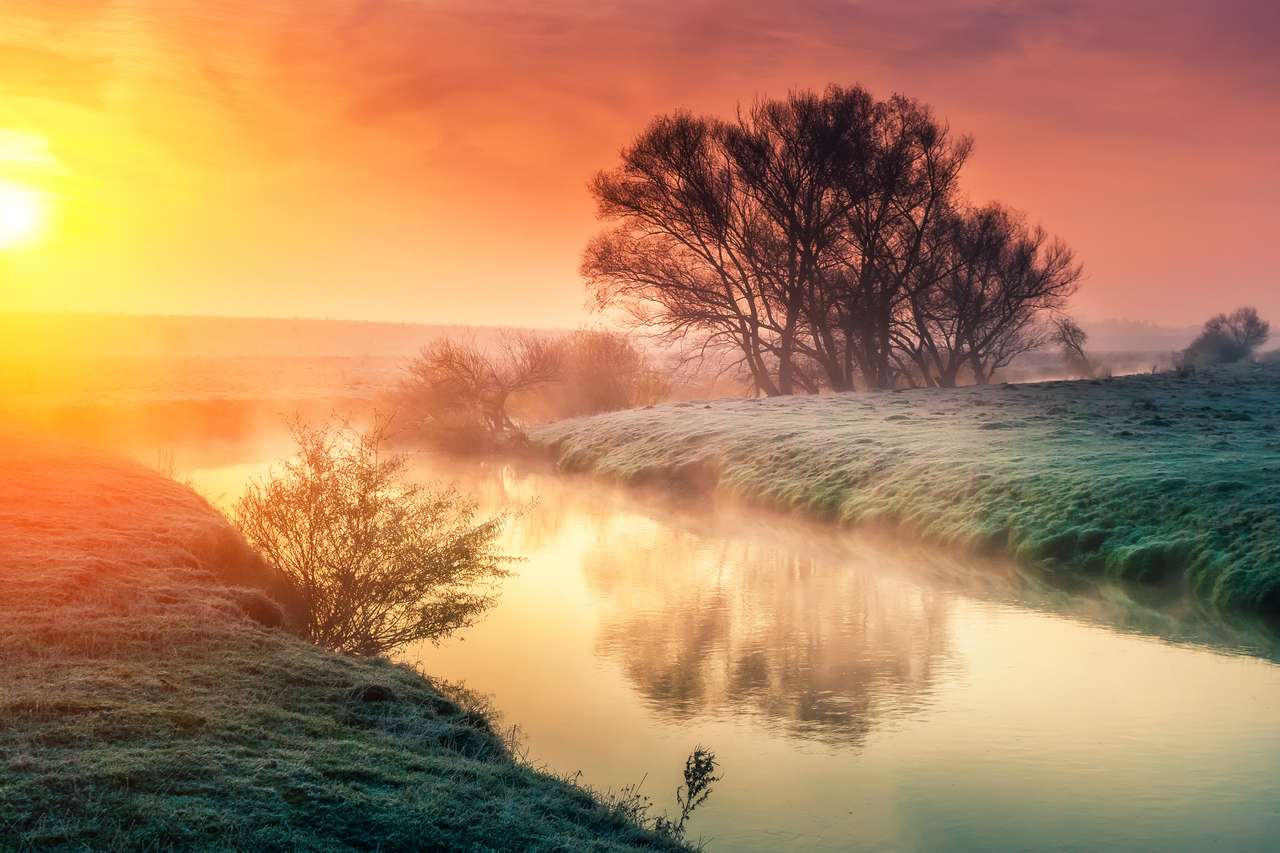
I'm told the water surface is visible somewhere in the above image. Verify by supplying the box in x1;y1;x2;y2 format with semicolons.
183;445;1280;852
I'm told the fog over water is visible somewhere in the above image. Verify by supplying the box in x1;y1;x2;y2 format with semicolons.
169;438;1280;853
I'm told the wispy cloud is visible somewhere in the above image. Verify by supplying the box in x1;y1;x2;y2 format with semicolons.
1;0;1277;324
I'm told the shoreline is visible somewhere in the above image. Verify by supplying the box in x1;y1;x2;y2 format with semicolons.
0;431;687;851
532;363;1280;619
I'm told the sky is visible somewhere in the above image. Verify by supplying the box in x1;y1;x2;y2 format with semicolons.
0;0;1276;328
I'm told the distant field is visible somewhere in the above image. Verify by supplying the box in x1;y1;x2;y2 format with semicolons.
0;312;532;361
535;364;1280;616
0;312;566;445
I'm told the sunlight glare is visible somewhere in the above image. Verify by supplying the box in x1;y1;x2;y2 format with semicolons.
0;180;47;250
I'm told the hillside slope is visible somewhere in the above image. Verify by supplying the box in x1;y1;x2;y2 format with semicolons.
0;433;684;851
535;364;1280;615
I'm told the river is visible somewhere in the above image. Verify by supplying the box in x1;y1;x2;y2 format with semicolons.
177;441;1280;852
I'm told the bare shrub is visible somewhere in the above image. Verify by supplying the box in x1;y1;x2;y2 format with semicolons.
396;329;671;448
398;332;562;451
233;419;510;655
553;329;670;418
1184;307;1271;367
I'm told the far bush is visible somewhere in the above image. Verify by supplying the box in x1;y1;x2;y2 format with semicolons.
234;419;510;655
551;329;671;418
396;329;670;451
1183;306;1270;367
398;332;562;452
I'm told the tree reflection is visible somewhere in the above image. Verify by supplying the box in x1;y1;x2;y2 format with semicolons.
412;458;1280;745
581;527;952;745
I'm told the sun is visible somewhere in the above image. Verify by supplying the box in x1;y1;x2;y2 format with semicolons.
0;180;47;250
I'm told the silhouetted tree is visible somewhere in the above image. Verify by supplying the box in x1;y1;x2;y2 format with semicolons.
820;96;971;390
718;88;876;393
586;85;1078;394
897;205;1080;386
584;113;785;395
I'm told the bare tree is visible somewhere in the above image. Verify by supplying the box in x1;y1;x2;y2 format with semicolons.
584;114;785;396
585;85;1079;394
399;332;562;448
823;96;972;390
234;419;509;655
718;87;875;393
1052;316;1093;378
902;204;1080;386
1206;307;1270;351
961;210;1081;384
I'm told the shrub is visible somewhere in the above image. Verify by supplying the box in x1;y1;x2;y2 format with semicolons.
1184;307;1270;367
1184;329;1249;367
233;419;510;655
395;330;671;451
551;329;671;418
397;333;562;452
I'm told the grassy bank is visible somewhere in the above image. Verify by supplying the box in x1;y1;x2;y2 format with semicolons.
534;364;1280;615
0;431;686;851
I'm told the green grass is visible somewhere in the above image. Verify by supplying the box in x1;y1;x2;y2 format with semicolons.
533;363;1280;616
0;431;687;851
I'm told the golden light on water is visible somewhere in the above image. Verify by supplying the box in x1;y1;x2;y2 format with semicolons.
0;180;47;250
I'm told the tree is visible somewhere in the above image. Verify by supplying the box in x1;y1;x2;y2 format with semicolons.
234;419;510;656
898;204;1080;386
1052;315;1093;378
399;332;562;449
717;87;876;393
1207;307;1270;351
585;85;1074;394
1184;307;1271;366
584;113;786;396
821;95;971;390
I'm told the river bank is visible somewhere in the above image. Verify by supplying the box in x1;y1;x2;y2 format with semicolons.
0;431;685;851
533;363;1280;616
170;442;1280;852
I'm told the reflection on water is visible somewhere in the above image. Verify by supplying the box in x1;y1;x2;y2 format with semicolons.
582;526;950;744
177;445;1280;853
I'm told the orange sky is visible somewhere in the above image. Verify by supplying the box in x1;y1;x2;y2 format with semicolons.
1;0;1277;328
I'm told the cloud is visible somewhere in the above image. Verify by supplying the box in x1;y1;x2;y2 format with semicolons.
1;0;1277;325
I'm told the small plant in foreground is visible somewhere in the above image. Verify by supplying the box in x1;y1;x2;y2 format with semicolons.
234;417;510;655
660;746;722;838
601;746;722;845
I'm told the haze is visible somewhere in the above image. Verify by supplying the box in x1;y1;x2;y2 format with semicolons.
1;0;1277;327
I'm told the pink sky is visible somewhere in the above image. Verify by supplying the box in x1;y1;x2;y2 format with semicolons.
1;0;1277;328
